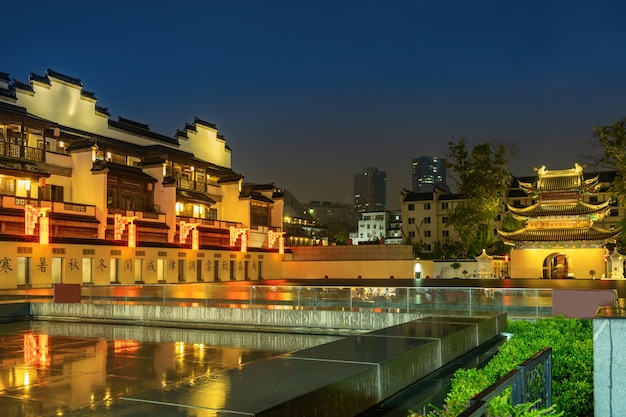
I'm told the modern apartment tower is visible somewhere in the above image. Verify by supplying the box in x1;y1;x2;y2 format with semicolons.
354;167;386;213
412;156;449;192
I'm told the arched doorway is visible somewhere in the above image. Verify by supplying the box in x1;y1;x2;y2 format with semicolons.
543;253;569;279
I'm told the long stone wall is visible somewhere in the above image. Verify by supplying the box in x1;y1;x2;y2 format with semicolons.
31;302;427;334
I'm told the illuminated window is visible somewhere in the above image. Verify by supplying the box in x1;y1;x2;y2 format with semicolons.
51;258;63;284
157;259;165;282
135;259;143;282
110;259;120;283
82;258;93;284
17;257;31;286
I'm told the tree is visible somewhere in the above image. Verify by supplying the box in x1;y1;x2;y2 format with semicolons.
593;116;626;204
451;262;462;278
592;117;626;252
447;138;515;256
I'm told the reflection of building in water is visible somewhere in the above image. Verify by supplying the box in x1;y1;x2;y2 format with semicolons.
0;321;334;415
498;164;622;279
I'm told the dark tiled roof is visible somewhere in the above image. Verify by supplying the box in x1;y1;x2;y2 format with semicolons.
46;68;82;87
95;105;109;115
0;159;50;176
507;200;611;218
12;79;33;93
0;72;10;83
29;72;51;86
47;212;100;223
109;117;179;146
194;117;217;130
439;193;464;201
402;192;436;202
177;189;216;205
0;87;15;99
81;90;97;100
239;190;274;204
497;226;621;242
92;161;157;182
134;220;170;229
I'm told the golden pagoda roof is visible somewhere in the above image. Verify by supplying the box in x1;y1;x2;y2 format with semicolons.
506;200;611;220
497;225;621;242
518;164;601;194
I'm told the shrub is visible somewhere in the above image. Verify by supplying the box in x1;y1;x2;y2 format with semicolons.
408;317;592;417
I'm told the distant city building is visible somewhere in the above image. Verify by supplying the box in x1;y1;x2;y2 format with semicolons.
280;189;325;246
351;211;387;245
348;210;403;245
412;156;449;193
308;200;358;240
354;167;386;213
401;188;465;254
386;210;403;244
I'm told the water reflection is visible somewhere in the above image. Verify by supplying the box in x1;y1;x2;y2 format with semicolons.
0;321;340;417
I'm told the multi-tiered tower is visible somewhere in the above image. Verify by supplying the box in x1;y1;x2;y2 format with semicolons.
498;164;621;279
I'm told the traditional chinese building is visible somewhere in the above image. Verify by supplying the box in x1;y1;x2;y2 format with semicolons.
497;164;622;279
0;68;286;287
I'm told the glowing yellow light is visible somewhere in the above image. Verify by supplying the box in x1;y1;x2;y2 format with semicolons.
40;215;49;245
128;223;136;248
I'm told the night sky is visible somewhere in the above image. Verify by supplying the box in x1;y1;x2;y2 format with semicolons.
6;1;626;209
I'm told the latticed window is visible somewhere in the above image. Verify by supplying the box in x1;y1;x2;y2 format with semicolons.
250;202;271;227
0;178;15;196
107;177;152;211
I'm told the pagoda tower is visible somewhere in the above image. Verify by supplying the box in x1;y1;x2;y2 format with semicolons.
497;163;621;279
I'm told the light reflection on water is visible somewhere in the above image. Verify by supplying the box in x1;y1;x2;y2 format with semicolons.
0;320;341;417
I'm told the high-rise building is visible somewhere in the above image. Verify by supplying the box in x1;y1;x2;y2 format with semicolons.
412;156;449;192
354;167;386;213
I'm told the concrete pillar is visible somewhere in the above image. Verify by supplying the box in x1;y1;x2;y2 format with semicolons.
594;307;626;417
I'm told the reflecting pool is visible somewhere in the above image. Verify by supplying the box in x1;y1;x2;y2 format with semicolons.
0;320;341;417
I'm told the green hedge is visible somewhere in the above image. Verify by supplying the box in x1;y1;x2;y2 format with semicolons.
409;317;593;417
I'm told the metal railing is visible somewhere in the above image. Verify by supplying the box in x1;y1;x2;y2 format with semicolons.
0;284;554;317
458;347;553;416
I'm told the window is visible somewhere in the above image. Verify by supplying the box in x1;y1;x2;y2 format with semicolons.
135;259;143;283
424;230;431;237
424;244;432;252
251;202;271;227
424;203;431;210
157;259;165;282
409;231;415;238
178;259;186;282
590;196;598;203
364;215;371;220
230;260;236;280
408;218;415;224
110;259;120;283
43;184;64;202
51;257;63;284
424;217;431;224
442;216;448;224
441;202;449;210
408;204;415;211
443;230;449;237
214;260;220;281
82;258;93;284
17;257;31;286
107;177;152;211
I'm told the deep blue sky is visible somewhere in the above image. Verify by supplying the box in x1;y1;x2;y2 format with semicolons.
6;1;626;209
